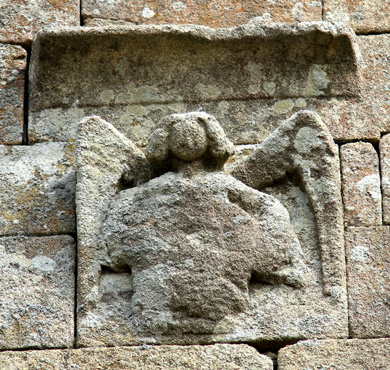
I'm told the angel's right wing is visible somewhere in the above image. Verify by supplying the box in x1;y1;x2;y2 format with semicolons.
231;110;344;296
76;116;155;314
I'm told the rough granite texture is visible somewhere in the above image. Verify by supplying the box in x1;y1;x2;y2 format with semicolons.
76;116;155;347
232;110;345;294
324;0;390;34
0;1;388;366
28;22;361;145
29;98;365;147
82;0;322;27
345;227;390;338
0;235;75;349
0;44;26;145
312;34;390;142
0;0;80;45
354;35;390;138
340;142;382;226
278;338;390;370
380;134;390;224
0;344;272;369
0;142;75;235
76;112;347;347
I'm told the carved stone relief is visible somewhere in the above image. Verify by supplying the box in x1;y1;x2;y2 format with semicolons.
76;110;347;347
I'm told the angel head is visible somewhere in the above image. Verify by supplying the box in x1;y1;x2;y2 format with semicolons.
145;112;234;171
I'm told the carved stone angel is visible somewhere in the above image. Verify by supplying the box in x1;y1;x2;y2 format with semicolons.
76;110;345;346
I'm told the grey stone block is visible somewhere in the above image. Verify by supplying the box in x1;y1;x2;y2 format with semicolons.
82;0;321;28
324;0;390;33
0;235;75;349
0;344;272;369
0;0;79;45
380;134;390;224
279;338;390;370
0;142;75;235
340;142;382;226
345;226;390;338
0;44;26;144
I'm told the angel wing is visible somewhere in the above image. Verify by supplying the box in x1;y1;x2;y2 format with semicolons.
76;116;155;316
230;110;345;296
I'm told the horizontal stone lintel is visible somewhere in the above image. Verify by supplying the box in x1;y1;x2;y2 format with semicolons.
29;21;362;113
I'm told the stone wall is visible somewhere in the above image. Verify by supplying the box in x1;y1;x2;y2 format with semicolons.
0;1;389;369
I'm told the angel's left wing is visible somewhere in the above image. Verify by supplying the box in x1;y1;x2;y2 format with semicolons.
231;110;344;296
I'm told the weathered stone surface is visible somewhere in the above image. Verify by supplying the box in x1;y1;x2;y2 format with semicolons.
30;31;390;145
96;114;306;339
345;226;390;338
33;94;385;147
340;142;382;226
232;111;345;294
310;34;390;142
0;142;75;235
0;235;75;349
278;338;390;370
76;112;347;347
351;35;390;139
324;0;390;33
380;134;390;224
224;144;261;173
82;0;322;27
0;344;272;369
76;116;155;346
28;100;320;146
29;22;361;145
0;0;80;45
0;44;26;144
84;18;135;27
